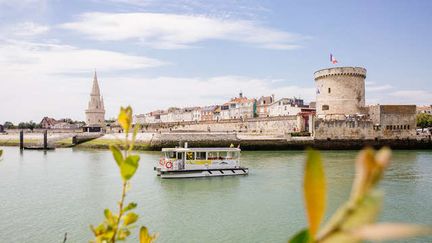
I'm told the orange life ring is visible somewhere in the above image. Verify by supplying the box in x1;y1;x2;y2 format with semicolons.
166;161;173;169
159;158;165;166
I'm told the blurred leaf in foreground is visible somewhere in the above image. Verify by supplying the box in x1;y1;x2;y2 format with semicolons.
290;147;432;243
304;149;326;238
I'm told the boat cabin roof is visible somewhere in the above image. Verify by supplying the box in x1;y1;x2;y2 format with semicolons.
162;147;241;152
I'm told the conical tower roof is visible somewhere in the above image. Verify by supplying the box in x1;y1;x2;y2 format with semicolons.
91;71;101;96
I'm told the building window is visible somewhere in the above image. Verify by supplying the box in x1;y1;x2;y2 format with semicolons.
322;105;329;110
328;88;331;93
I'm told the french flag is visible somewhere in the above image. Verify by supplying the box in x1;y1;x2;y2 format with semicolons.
330;54;338;64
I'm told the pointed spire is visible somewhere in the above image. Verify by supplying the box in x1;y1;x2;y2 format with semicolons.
91;70;100;96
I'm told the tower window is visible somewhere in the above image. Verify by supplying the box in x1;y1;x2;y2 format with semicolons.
328;88;331;93
322;105;329;110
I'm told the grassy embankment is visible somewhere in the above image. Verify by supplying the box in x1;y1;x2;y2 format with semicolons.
75;138;152;150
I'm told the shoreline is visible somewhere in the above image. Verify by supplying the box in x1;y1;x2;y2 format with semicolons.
1;132;431;150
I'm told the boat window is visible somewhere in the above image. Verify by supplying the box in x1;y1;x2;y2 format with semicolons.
208;152;218;160
227;151;239;159
177;152;183;160
218;151;228;159
186;152;195;160
196;152;206;160
165;151;176;159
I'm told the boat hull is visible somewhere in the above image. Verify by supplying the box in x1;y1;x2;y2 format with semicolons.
158;168;248;179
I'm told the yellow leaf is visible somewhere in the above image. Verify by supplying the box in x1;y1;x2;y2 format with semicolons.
123;212;138;226
304;149;326;238
351;223;432;241
140;226;158;243
109;145;123;167
350;148;375;203
118;106;133;133
375;147;391;168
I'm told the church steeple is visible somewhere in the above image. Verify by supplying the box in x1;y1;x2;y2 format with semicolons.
85;71;105;127
91;71;101;96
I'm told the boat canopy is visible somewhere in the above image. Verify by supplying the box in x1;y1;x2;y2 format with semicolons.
162;147;240;152
162;147;240;160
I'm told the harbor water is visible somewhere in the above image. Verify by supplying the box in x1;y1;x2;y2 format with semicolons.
0;147;431;242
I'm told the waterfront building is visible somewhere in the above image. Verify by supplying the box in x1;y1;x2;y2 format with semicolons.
201;105;219;121
84;72;105;132
40;117;58;129
268;97;305;117
180;107;195;122
256;95;274;117
213;106;221;121
192;107;201;121
220;93;256;120
417;105;432;114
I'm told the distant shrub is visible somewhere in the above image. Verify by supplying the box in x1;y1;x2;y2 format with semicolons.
291;132;311;137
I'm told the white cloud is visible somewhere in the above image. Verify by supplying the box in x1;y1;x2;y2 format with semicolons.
9;22;49;36
0;40;165;74
366;84;393;92
60;12;305;49
389;90;432;104
0;22;50;40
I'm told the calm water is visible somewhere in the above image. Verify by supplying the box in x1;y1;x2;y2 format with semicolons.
0;147;431;242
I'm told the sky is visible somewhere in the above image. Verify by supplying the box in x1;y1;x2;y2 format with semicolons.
0;0;431;123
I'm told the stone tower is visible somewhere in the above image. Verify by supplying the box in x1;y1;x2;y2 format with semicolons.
85;71;105;127
314;67;366;119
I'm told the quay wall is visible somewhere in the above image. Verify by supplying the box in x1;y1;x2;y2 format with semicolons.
129;116;300;134
314;119;415;140
2;130;430;150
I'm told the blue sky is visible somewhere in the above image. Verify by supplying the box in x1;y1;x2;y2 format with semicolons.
0;0;431;123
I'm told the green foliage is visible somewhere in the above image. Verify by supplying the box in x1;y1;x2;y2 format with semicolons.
0;149;3;160
291;132;311;137
90;106;157;243
416;113;432;129
289;147;432;243
3;121;15;129
17;120;40;130
289;229;311;243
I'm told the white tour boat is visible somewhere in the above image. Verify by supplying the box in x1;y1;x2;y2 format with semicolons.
155;146;248;179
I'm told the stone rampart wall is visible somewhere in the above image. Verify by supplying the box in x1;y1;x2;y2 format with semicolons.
136;116;299;134
314;119;415;140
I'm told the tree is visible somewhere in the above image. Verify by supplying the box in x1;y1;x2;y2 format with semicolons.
16;121;39;130
3;121;15;129
416;113;432;130
18;122;27;129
